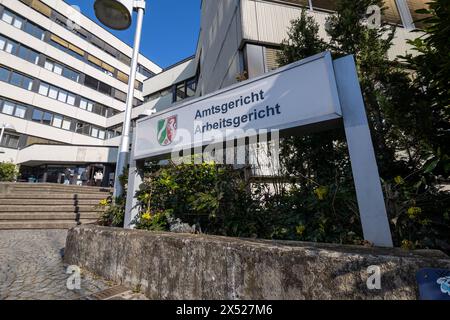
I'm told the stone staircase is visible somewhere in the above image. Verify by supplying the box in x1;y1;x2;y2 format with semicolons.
0;183;111;229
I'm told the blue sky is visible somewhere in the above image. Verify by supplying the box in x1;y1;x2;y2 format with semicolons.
65;0;201;69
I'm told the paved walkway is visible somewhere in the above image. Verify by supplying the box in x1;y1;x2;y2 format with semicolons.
0;230;112;300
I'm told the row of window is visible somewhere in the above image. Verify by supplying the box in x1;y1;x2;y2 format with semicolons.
0;64;120;118
43;54;133;104
1;7;144;91
17;0;155;80
0;33;134;108
0;7;45;40
37;81;119;118
44;59;79;82
38;82;76;105
31;108;107;139
0;96;110;140
144;76;198;104
0;34;40;64
0;66;33;91
0;97;27;119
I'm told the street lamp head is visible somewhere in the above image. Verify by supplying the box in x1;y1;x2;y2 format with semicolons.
94;0;133;30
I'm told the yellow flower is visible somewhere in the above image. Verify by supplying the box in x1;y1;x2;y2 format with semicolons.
407;207;422;220
142;212;152;221
296;225;306;236
401;240;415;250
394;176;404;185
314;186;329;201
99;199;108;206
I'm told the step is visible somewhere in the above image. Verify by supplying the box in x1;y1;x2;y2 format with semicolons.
0;212;100;220
0;193;110;200
6;189;111;195
0;199;102;205
2;183;112;192
0;220;98;230
0;205;104;212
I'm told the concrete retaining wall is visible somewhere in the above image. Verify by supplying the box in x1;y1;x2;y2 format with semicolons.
64;225;450;300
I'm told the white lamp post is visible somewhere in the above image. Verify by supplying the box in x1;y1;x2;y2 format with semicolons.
94;0;146;198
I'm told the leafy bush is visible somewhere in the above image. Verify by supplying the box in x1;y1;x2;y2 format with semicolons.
97;168;127;227
98;195;125;228
0;162;19;182
134;162;258;236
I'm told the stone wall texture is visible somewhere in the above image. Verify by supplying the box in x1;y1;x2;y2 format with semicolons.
64;225;450;300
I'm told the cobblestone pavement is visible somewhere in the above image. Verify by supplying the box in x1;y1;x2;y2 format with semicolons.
0;230;113;300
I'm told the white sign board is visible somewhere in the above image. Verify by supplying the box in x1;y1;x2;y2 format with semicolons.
134;52;342;160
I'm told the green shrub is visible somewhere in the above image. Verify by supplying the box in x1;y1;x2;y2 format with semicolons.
98;195;125;227
134;161;259;236
0;162;19;182
97;169;127;227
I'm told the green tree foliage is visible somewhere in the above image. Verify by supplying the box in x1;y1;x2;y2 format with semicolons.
401;0;450;175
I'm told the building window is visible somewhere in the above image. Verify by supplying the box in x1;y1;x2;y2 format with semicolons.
14;104;27;118
0;133;20;149
29;106;105;139
171;76;198;103
186;78;197;97
144;87;171;103
0;66;9;82
62;118;71;130
49;34;84;61
0;67;33;91
0;35;18;55
1;11;14;24
87;54;115;77
19;0;138;73
174;82;187;102
32;109;43;122
42;112;52;125
52;114;63;128
38;82;76;105
1;8;45;40
117;71;129;84
79;98;112;117
63;68;79;82
79;98;94;112
20;0;52;17
18;45;40;64
2;101;15;115
135;80;143;91
138;65;155;79
107;125;123;139
0;98;28;119
44;59;80;82
310;0;337;12
114;90;127;103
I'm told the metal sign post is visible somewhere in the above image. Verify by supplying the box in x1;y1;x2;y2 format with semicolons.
333;56;393;247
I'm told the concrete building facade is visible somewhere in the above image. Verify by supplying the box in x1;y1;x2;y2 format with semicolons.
0;0;160;184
